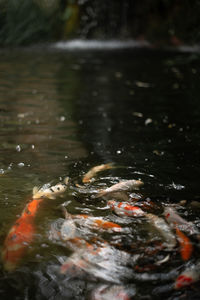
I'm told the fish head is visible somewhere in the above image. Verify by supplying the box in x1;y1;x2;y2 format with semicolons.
51;183;67;194
107;200;116;209
134;180;144;187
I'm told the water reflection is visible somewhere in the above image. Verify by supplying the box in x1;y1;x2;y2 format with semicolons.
0;47;200;299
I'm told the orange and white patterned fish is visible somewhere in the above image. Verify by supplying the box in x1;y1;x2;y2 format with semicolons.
164;206;199;236
62;206;122;233
164;207;194;260
108;200;145;217
175;261;200;289
91;284;133;300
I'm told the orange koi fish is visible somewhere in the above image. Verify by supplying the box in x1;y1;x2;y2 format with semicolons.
175;261;200;289
175;227;193;261
2;197;43;271
97;179;144;198
92;219;122;232
82;163;114;183
108;200;145;217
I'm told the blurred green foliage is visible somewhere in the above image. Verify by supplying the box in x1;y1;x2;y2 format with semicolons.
0;0;199;46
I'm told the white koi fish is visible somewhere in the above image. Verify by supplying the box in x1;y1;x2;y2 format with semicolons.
32;177;69;199
146;213;177;250
97;179;144;198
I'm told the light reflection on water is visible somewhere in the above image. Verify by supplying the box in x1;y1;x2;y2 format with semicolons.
0;46;200;299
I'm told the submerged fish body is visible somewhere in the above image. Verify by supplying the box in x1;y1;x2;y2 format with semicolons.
60;242;133;283
2;198;43;271
33;177;69;199
62;206;122;233
75;216;122;233
175;262;200;289
163;207;194;260
164;206;199;236
60;219;77;241
146;213;177;250
108;200;145;217
91;284;133;300
175;227;193;261
82;163;114;183
97;179;144;198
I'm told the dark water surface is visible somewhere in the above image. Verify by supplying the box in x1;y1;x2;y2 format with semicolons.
0;45;200;299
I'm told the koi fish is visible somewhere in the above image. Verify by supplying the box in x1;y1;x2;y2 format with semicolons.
60;242;133;283
97;179;144;198
146;213;176;250
33;177;69;199
82;163;114;183
91;284;132;300
174;261;200;289
108;200;145;217
164;206;199;236
175;227;193;261
62;206;122;233
2;197;43;271
91;219;122;232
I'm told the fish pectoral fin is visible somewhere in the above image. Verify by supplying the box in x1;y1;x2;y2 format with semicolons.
48;195;56;200
33;186;39;195
64;177;69;185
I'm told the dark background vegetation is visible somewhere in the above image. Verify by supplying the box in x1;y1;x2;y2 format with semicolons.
0;0;199;46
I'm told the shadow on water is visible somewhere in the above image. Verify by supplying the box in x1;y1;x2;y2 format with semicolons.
0;43;200;299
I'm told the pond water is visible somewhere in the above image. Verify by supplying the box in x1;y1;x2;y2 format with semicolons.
0;43;200;299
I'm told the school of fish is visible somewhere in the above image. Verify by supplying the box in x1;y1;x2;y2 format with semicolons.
2;163;200;297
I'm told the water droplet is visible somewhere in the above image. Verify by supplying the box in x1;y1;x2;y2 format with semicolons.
115;72;122;78
16;145;21;152
0;169;4;174
129;90;135;95
18;162;25;168
145;118;153;125
60;116;65;122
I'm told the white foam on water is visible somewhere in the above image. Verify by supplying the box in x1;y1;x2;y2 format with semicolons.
53;39;150;50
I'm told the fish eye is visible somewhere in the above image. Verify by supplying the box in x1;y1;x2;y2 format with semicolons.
57;187;60;190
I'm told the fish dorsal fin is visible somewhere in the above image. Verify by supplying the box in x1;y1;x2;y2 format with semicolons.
64;177;69;185
33;186;39;195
